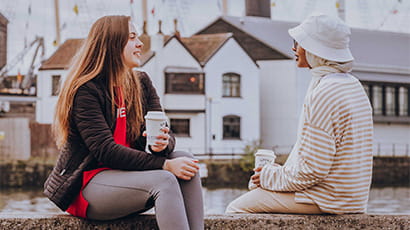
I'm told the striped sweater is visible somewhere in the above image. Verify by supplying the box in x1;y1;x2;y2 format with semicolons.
260;73;373;214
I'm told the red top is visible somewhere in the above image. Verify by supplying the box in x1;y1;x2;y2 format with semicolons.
66;87;129;218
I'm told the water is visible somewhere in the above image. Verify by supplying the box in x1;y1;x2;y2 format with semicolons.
0;187;409;215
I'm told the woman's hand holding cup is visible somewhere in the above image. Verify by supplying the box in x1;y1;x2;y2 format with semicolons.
163;157;200;180
143;127;170;152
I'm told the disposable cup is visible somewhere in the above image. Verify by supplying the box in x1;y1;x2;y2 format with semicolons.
249;149;276;190
255;149;276;168
145;111;168;145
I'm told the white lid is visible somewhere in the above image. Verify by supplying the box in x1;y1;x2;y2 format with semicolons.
255;149;275;156
144;111;167;120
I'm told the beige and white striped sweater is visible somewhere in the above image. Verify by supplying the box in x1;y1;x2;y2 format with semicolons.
260;73;373;214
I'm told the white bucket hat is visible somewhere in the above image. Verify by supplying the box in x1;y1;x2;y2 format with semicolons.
288;13;354;62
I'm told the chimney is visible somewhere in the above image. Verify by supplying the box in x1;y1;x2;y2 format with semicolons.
151;20;164;52
245;0;271;18
221;0;228;16
173;19;181;38
336;0;346;21
139;21;151;53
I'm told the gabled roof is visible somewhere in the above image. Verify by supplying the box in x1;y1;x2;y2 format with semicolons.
196;16;294;61
179;33;233;66
163;33;256;67
39;39;83;70
196;16;410;70
39;38;155;70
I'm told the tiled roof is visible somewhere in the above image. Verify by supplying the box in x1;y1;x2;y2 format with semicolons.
39;39;84;70
0;13;8;25
39;38;155;70
179;33;233;66
197;16;410;69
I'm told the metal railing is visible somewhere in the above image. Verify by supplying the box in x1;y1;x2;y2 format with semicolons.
188;142;410;160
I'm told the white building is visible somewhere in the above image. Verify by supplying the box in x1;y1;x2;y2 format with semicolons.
197;15;410;156
37;32;260;156
36;14;410;157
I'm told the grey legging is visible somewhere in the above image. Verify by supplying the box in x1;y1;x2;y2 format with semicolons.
82;151;204;230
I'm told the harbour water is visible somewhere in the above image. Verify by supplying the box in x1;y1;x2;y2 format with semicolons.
0;186;409;215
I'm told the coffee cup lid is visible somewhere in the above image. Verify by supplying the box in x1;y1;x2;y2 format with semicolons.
145;111;167;120
255;149;275;156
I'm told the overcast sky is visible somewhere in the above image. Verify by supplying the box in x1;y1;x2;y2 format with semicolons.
1;0;409;75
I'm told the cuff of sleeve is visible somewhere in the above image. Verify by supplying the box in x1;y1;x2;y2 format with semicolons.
153;156;167;169
149;145;172;157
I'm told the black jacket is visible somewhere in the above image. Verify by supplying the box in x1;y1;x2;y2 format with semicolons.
44;72;175;211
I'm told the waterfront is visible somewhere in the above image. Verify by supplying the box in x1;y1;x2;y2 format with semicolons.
0;186;409;215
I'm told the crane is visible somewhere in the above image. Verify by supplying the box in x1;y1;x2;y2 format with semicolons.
0;36;45;91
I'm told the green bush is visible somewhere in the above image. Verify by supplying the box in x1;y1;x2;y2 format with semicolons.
239;140;262;172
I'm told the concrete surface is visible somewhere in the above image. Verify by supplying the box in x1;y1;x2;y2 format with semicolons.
0;213;409;230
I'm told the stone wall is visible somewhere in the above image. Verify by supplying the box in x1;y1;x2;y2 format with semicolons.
372;157;410;186
0;161;54;187
0;213;408;230
203;157;410;187
0;157;408;188
29;122;59;160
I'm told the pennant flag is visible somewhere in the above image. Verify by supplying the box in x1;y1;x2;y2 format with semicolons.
392;9;398;14
151;7;155;15
17;71;23;84
73;4;79;15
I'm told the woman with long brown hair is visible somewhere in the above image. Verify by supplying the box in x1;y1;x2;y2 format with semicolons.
44;15;203;230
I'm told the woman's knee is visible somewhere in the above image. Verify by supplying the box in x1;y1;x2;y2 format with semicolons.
155;170;179;186
169;151;194;159
225;199;246;214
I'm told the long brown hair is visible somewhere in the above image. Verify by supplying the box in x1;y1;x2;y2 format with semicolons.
53;15;144;149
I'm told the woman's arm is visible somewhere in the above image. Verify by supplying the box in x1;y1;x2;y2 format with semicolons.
72;82;166;170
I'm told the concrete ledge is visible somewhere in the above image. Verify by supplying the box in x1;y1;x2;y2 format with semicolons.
0;213;409;230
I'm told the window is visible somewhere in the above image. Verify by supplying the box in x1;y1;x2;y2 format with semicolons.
362;81;410;118
170;119;190;137
165;73;204;94
222;73;241;97
385;86;396;116
372;85;383;116
399;87;408;116
223;115;240;139
51;75;61;96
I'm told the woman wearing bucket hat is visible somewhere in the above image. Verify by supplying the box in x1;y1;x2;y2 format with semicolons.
226;13;373;214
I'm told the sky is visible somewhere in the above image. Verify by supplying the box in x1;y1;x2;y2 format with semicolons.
0;0;409;76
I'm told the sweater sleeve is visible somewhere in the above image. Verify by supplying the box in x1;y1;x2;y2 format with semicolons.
72;83;166;170
260;124;336;191
260;85;337;192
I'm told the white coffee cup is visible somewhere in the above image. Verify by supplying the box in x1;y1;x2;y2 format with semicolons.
255;149;276;168
144;111;168;145
249;149;276;190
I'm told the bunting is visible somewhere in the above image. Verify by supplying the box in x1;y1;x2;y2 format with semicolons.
17;71;23;84
73;4;79;15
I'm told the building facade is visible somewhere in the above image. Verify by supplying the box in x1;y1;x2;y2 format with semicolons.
197;16;410;156
37;33;260;156
0;13;7;70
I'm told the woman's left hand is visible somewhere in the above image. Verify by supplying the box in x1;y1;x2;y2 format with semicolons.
143;127;170;152
251;166;263;186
